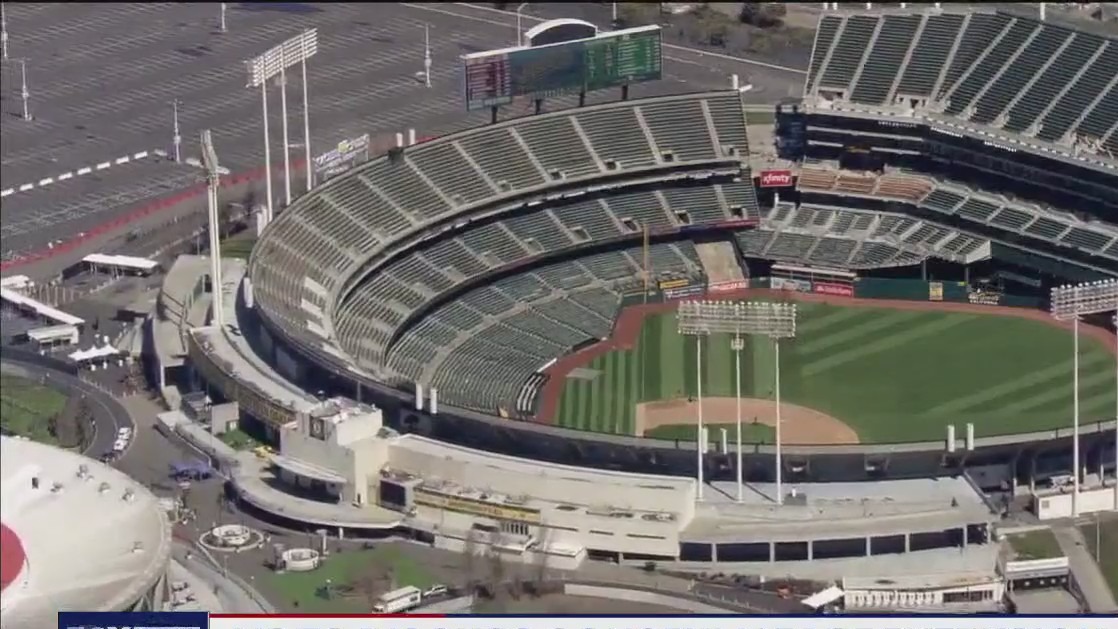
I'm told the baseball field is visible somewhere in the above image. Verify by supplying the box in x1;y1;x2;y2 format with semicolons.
549;300;1116;444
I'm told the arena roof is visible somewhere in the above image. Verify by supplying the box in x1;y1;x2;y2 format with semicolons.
0;437;171;626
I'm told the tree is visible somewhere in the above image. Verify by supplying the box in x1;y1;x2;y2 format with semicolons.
462;528;480;595
739;3;786;28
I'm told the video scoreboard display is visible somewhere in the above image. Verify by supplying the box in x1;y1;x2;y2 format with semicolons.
462;25;662;111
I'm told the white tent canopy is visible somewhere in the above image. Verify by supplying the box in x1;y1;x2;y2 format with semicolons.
68;345;121;363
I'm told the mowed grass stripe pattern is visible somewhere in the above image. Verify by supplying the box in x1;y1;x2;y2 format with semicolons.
553;303;1116;443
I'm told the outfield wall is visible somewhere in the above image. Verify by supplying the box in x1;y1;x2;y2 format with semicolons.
208;272;1118;487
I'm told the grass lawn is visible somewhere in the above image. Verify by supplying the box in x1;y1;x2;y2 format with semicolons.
1006;528;1064;561
1079;517;1118;599
263;545;436;613
220;428;258;450
645;421;775;443
221;237;256;260
554;302;1114;443
0;375;68;444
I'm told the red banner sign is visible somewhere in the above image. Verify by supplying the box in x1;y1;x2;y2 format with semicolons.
708;280;748;293
759;170;794;188
813;282;853;297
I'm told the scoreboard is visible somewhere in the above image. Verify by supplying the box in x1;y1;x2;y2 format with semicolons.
462;25;662;111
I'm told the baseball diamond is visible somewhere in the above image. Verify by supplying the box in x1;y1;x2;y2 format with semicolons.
548;295;1117;444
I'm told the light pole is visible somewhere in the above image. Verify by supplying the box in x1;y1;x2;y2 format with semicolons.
1050;279;1118;517
18;57;30;120
678;300;797;504
732;333;744;502
279;59;292;206
423;24;432;88
201;130;224;327
1;2;9;60
172;99;182;163
245;29;317;224
219;2;227;33
301;30;312;193
516;3;529;46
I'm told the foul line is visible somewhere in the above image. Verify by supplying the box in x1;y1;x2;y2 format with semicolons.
399;2;807;76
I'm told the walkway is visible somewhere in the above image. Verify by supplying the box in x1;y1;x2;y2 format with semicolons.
1053;524;1118;613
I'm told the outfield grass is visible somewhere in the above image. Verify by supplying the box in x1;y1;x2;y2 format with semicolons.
263;545;436;613
0;375;68;444
554;302;1115;443
1005;528;1064;561
221;237;256;260
1079;517;1118;599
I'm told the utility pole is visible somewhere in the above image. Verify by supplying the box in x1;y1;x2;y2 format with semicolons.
172;99;182;163
1;2;9;60
423;24;432;88
19;57;30;120
219;3;227;33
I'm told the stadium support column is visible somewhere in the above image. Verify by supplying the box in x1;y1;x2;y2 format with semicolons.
696;335;705;501
733;333;744;503
775;339;783;506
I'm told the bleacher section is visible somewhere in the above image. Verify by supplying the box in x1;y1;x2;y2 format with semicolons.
807;9;1118;155
250;91;758;413
796;166;1118;262
382;245;701;413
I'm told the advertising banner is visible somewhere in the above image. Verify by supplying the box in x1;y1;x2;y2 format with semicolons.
759;169;794;188
708;279;749;293
658;278;690;290
771;277;812;293
928;281;944;302
664;284;705;300
813;282;853;297
313;134;370;182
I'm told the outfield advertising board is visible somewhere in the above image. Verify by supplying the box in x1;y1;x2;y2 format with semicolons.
461;25;662;111
813;282;853;297
708;279;749;293
663;284;705;300
771;277;812;293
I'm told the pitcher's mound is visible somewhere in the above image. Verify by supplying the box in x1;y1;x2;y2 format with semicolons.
635;397;859;445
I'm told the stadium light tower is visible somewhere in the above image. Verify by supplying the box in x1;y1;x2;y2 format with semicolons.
678;300;797;504
1049;279;1118;517
516;3;530;46
245;29;318;224
200;130;224;327
1;2;9;60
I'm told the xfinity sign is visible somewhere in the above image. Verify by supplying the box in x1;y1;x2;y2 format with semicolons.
759;169;794;188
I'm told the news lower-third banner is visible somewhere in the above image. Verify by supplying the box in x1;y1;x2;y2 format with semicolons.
59;612;1118;629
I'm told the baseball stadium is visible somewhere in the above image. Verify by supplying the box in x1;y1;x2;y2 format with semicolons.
178;3;1118;541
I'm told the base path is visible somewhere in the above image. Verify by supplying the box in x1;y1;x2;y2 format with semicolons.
635;397;860;445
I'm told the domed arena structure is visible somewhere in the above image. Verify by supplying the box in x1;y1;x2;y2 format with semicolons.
0;436;172;629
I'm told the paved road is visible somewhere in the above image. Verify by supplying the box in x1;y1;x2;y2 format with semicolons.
1052;522;1118;614
0;357;132;457
0;2;803;258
